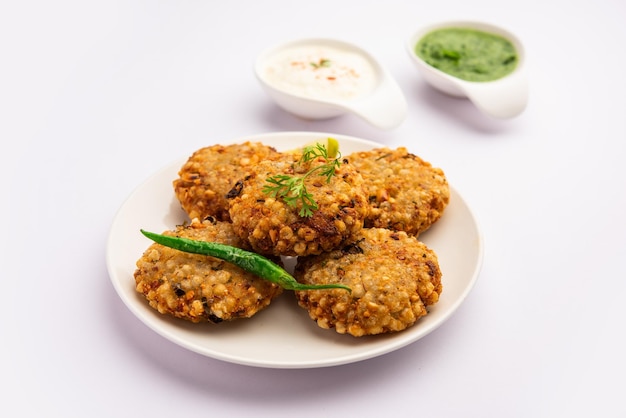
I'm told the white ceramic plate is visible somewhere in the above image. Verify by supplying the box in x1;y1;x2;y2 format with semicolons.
106;131;483;369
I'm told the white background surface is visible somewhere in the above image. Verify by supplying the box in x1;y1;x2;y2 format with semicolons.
2;1;625;417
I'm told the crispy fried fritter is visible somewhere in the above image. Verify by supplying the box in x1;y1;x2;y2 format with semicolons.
227;153;368;257
294;228;442;337
347;147;450;236
134;218;282;323
173;142;281;222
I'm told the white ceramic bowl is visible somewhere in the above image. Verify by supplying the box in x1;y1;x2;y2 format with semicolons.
256;38;407;129
406;20;529;119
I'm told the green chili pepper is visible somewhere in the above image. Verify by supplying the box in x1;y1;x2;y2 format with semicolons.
140;229;351;293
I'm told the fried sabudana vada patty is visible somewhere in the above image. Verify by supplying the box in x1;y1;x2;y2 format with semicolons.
227;153;369;257
347;147;450;237
173;142;281;222
294;228;442;337
134;218;282;323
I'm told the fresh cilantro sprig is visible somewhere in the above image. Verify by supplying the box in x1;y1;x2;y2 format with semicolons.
263;141;341;218
310;58;331;69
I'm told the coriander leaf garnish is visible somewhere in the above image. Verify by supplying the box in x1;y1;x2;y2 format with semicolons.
262;140;341;218
310;58;331;69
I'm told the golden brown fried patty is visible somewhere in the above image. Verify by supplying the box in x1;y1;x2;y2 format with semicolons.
294;228;442;337
347;147;450;237
227;153;369;257
173;142;281;222
134;218;283;323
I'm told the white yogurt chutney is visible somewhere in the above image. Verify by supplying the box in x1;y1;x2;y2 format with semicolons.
262;44;379;101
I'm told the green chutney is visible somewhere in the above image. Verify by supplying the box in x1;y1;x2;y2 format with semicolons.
415;27;518;82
